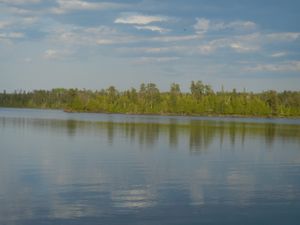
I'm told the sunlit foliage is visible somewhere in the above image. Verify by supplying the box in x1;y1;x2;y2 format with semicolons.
1;82;300;117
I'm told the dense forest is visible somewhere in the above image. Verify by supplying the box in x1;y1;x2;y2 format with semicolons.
0;81;300;117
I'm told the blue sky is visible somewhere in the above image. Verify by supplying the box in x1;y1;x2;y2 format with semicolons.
0;0;300;92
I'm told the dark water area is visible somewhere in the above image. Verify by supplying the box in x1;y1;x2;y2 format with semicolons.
1;108;300;225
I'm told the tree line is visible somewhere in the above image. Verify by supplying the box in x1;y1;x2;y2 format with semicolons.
0;81;300;117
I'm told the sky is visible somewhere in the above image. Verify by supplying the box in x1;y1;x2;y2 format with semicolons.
0;0;300;92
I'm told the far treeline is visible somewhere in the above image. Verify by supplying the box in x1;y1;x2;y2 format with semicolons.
0;81;300;117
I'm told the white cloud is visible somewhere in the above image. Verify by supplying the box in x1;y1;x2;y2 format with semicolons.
266;32;300;42
118;46;191;56
142;46;187;53
52;0;125;14
0;0;40;4
0;32;24;39
119;33;261;57
271;52;287;58
95;39;115;45
0;21;11;29
196;38;229;54
51;25;113;45
115;14;169;25
225;21;256;30
134;56;180;64
142;47;167;53
48;24;137;47
245;61;300;72
194;18;210;34
4;6;33;15
7;32;24;38
0;17;38;33
43;49;60;59
194;18;256;34
230;42;259;53
134;25;170;33
194;34;261;55
192;19;299;56
43;49;74;60
21;16;38;25
0;31;24;45
229;32;300;49
193;31;299;55
151;34;201;42
197;44;216;54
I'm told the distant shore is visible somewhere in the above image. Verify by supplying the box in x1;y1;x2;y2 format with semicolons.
1;106;300;120
62;108;300;119
1;83;300;118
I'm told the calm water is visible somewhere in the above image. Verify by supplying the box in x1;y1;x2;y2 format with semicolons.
1;108;300;225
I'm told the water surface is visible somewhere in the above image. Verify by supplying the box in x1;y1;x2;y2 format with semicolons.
1;108;300;224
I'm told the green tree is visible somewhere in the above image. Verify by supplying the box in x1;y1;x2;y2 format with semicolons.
145;83;160;111
190;81;205;99
264;90;279;115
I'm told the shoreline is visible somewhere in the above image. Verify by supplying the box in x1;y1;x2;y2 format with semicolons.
63;108;300;119
1;106;300;119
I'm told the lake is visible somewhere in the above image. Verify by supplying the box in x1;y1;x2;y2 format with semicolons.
0;108;300;225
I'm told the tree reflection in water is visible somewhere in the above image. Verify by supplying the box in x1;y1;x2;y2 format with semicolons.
1;112;300;225
2;116;298;152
